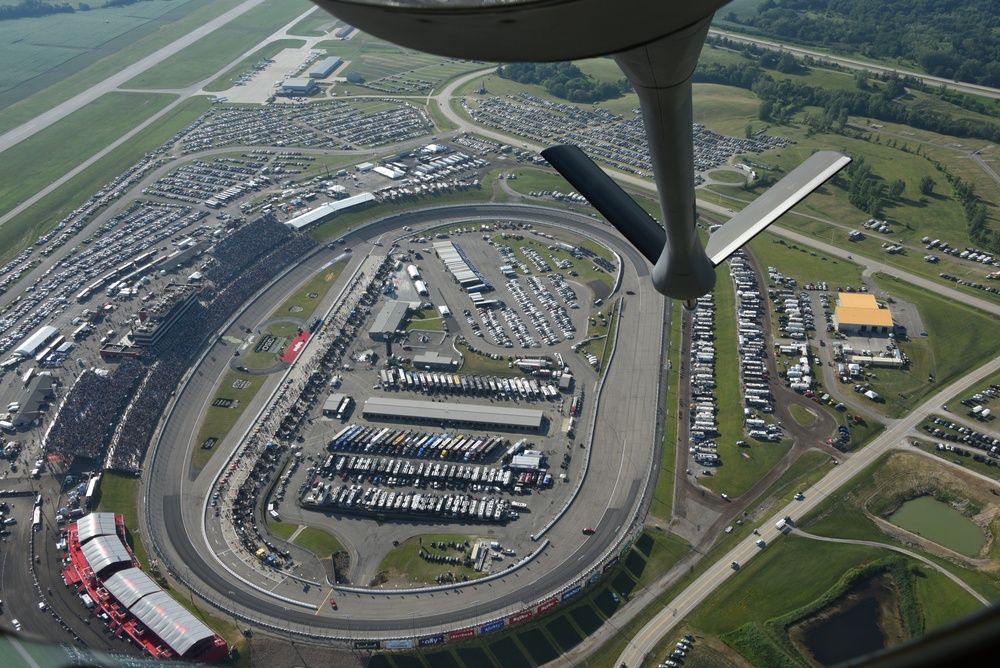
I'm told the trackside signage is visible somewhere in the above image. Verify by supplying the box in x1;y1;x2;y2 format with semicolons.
448;628;476;642
537;598;559;614
384;639;413;650
481;619;505;635
562;584;583;601
418;634;445;647
508;609;533;625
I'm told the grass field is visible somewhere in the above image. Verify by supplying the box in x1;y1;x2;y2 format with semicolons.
0;94;210;267
125;0;314;89
192;368;270;469
270;265;346;321
649;300;683;523
376;534;489;585
287;6;340;37
293;526;344;557
239;321;299;371
406;308;445;332
788;403;818;427
93;472;149;569
0;90;175;254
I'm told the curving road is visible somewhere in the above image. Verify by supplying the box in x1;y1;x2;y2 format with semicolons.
143;203;671;638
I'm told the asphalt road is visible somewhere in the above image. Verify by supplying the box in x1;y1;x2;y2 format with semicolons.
142;203;670;637
617;352;1000;667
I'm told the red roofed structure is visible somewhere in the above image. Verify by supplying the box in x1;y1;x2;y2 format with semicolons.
62;512;228;663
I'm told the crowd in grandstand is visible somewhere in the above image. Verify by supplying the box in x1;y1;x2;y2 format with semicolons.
44;360;144;461
43;215;318;474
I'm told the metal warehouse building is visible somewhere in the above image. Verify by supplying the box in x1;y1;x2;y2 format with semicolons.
361;397;544;432
280;77;319;95
309;56;343;78
834;293;895;335
369;300;411;341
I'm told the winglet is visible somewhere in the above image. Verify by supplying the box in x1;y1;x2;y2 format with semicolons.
704;151;851;266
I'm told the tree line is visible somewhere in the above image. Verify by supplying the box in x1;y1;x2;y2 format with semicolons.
496;62;632;104
721;0;1000;88
0;0;162;21
697;39;1000;144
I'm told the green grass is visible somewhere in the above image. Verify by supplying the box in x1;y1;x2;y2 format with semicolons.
788;403;818;427
755;449;836;509
287;6;339;37
454;341;515;377
0;90;174;248
375;533;489;585
502;166;574;196
124;0;314;89
865;272;1000;417
0;94;211;268
270;264;346;321
240;321;299;370
708;169;747;184
293;526;344;557
747;232;863;287
649;300;683;523
406;308;444;332
264;519;297;541
192;368;270;469
92;472;148;569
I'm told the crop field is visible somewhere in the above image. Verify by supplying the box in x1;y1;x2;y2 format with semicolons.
0;0;202;94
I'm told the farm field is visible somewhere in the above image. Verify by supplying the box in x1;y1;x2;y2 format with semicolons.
0;0;204;97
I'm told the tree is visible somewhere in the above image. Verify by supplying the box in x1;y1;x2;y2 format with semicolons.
919;175;936;196
887;179;906;200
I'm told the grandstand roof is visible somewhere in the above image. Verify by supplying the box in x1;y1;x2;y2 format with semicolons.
76;512;119;544
285;194;376;231
130;590;218;657
104;567;161;608
81;534;133;574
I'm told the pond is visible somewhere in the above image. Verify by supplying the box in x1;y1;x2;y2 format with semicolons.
805;596;885;666
888;495;985;557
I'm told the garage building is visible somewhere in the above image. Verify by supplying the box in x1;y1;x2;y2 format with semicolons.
369;300;411;341
834;293;895;335
361;397;544;432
